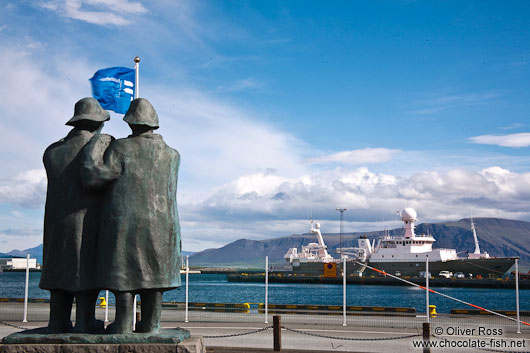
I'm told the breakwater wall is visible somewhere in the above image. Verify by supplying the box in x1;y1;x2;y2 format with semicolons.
227;273;530;289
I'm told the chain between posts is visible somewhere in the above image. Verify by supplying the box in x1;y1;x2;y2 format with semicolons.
282;326;422;341
478;348;528;353
203;326;272;338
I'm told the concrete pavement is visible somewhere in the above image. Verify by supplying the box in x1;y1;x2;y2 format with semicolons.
1;302;529;352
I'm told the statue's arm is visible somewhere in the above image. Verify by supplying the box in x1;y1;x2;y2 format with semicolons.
80;134;122;189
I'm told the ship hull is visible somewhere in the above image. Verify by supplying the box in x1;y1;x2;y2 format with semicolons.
367;257;516;278
289;260;365;277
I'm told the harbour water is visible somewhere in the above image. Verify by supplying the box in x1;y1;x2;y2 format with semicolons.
1;272;528;314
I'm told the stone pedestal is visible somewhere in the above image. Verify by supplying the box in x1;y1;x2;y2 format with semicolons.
1;328;204;353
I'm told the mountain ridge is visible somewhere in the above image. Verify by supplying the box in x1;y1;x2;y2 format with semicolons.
189;217;530;267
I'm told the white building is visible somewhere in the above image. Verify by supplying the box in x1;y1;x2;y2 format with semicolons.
0;257;39;270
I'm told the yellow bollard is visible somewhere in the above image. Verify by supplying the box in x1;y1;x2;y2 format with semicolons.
429;305;437;318
98;296;107;308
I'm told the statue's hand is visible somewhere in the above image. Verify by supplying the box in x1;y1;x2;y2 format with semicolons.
80;134;120;189
90;134;114;157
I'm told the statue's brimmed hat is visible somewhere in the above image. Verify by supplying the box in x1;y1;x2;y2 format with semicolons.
66;97;110;126
123;98;159;129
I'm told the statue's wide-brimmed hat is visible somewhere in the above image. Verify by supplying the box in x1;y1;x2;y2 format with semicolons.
123;98;159;129
66;97;110;126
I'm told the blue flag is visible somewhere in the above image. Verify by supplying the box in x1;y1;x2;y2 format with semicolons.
90;67;135;114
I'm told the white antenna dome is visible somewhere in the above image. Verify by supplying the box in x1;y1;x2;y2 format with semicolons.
401;208;417;222
315;223;320;229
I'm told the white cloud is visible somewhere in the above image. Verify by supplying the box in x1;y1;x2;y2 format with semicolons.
39;0;147;26
411;92;500;115
177;165;530;250
0;230;43;253
469;133;530;148
0;39;311;251
147;87;310;194
0;43;96;176
307;148;401;165
0;170;47;208
216;78;263;92
499;123;523;130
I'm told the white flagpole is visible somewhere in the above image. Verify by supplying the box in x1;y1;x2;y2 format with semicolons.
104;290;109;323
185;255;189;323
515;258;521;333
23;254;30;322
134;56;140;99
343;256;346;327
265;256;268;324
130;56;140;332
425;257;431;323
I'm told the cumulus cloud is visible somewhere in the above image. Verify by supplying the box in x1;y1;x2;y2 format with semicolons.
0;38;311;251
176;165;530;249
307;148;401;165
147;87;310;194
0;169;47;208
469;133;530;148
39;0;147;26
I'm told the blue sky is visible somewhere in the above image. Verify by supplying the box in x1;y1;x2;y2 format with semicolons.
1;0;530;252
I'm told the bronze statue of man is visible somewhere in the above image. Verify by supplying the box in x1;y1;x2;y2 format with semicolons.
82;98;181;334
39;97;110;333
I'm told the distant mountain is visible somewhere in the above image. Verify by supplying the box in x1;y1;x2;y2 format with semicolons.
7;244;43;264
0;252;11;258
189;217;530;267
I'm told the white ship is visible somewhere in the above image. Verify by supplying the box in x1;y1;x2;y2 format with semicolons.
284;220;334;266
283;220;365;276
341;208;514;278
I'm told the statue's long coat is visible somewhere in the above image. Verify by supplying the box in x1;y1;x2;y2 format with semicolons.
82;133;181;292
39;129;104;292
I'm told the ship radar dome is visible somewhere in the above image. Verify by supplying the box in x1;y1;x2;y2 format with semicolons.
401;208;417;222
315;223;321;229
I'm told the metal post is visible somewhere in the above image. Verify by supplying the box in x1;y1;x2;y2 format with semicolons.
134;56;140;98
423;322;431;353
515;259;521;333
343;256;347;327
22;254;29;322
336;208;348;253
185;255;189;323
265;256;269;324
425;258;430;323
273;315;282;351
133;294;137;330
104;290;109;322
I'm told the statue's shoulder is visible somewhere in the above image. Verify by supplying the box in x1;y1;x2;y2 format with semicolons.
97;133;115;143
109;136;129;150
155;135;179;158
44;139;65;154
42;136;69;164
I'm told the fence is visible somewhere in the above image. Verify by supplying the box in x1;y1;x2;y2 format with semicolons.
1;256;529;338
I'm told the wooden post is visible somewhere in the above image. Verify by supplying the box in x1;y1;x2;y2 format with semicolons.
273;315;281;351
422;322;430;353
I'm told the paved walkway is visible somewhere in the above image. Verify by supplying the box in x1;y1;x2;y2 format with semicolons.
1;302;529;352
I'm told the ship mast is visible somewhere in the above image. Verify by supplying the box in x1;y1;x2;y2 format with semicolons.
471;218;481;255
401;208;417;238
310;220;327;249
